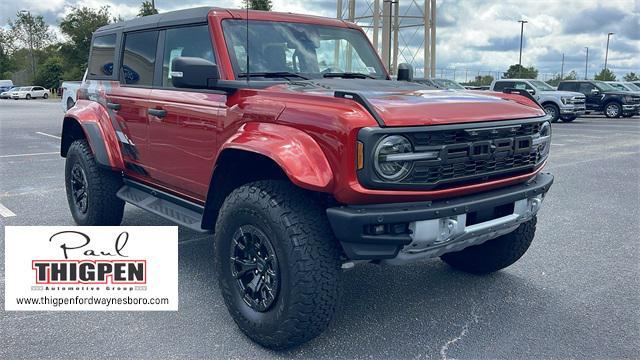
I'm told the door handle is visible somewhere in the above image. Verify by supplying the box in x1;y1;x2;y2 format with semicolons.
148;108;167;118
106;102;121;110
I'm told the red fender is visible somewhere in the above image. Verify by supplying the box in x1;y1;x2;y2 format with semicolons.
220;122;334;192
63;99;125;170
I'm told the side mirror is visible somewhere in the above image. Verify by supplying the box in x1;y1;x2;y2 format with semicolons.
171;57;220;89
397;63;414;82
590;88;600;95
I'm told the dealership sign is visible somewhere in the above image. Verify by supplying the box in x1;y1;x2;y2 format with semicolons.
4;226;178;311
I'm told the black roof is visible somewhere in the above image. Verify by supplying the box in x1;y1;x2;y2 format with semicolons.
96;7;216;33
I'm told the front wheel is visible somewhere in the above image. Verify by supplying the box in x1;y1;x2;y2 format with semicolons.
543;103;560;122
25;94;31;100
214;180;342;350
441;217;537;274
65;140;125;225
604;102;622;118
43;93;48;99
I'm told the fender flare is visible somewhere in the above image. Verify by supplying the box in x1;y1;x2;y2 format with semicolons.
219;122;334;192
61;99;125;170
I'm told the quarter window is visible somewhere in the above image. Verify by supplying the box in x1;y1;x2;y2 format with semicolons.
121;31;159;86
88;34;117;78
162;25;216;87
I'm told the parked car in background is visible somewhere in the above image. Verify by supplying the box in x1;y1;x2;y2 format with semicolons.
558;80;640;118
633;81;640;88
491;79;585;122
10;86;49;100
60;70;87;111
1;86;20;99
0;79;14;93
61;81;82;110
606;81;640;94
413;78;466;90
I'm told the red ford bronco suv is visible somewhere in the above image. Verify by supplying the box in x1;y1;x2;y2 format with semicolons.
61;7;553;349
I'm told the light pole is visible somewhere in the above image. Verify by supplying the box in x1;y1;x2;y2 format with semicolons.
518;20;527;66
584;47;589;80
560;53;564;79
604;32;614;70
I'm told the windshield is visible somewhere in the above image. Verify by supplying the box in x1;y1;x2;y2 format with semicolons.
433;78;465;89
608;82;627;91
625;82;640;91
529;80;555;91
593;81;615;91
222;20;387;80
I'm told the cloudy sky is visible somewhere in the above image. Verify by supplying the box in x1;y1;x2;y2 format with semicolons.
2;0;638;79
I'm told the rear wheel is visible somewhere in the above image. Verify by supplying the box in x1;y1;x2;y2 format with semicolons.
441;217;537;274
560;115;577;122
214;180;342;350
604;102;622;118
65;139;125;225
43;93;48;99
543;103;560;122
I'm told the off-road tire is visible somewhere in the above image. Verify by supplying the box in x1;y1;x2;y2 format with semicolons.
604;102;622;118
543;103;560;122
65;139;124;225
441;217;537;274
560;115;577;122
214;180;342;350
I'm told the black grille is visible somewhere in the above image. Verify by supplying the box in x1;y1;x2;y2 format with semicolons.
408;122;540;147
357;118;549;190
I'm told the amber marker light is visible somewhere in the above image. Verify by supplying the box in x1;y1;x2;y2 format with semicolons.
357;141;364;170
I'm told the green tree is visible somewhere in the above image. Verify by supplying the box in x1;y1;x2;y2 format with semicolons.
34;56;63;89
594;68;616;81
463;75;494;86
59;6;112;80
503;64;538;79
138;1;159;17
623;72;639;81
246;0;273;10
546;70;577;87
0;28;17;77
9;11;54;81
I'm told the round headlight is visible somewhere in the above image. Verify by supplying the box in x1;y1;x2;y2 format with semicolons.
374;135;413;181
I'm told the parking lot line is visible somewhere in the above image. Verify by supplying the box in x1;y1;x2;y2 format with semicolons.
0;152;59;158
0;202;17;217
36;131;62;140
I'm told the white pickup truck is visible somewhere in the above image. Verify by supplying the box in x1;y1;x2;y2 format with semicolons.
60;70;87;111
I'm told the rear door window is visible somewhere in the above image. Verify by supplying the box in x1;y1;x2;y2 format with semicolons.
162;25;216;87
88;34;117;78
493;81;514;91
121;31;159;86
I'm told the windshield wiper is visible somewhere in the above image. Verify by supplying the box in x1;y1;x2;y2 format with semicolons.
238;72;310;80
322;72;376;79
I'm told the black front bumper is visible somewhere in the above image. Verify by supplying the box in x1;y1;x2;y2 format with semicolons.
326;172;554;260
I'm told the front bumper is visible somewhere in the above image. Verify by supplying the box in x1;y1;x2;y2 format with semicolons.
560;104;586;115
622;104;640;115
327;172;553;262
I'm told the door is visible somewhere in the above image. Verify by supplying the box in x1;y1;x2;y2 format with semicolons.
146;24;225;199
578;82;600;110
106;30;159;180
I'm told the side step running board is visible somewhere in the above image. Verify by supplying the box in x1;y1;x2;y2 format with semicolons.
116;179;210;233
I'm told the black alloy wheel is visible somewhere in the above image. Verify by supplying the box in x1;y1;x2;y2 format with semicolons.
230;224;280;312
70;163;89;214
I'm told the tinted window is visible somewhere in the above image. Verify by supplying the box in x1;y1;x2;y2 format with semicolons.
122;31;159;86
88;34;117;78
493;81;514;91
558;82;578;92
578;82;595;94
162;25;215;87
513;82;533;90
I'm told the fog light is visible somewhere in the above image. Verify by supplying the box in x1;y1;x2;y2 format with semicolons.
372;224;386;235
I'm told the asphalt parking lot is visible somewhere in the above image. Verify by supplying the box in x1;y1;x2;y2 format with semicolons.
1;99;639;359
